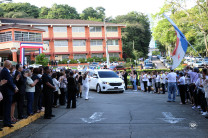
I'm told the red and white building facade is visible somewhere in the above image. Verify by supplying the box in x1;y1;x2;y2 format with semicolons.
0;18;125;63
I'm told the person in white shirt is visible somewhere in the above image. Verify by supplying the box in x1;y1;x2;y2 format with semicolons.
166;69;177;102
161;71;166;94
152;72;156;93
140;72;144;91
82;72;91;100
155;72;161;94
143;72;148;92
196;69;208;116
178;72;186;104
147;72;152;93
52;73;60;108
25;70;39;116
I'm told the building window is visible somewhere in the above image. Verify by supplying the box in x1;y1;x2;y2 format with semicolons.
35;26;48;32
73;40;86;46
91;53;103;58
0;31;12;42
90;27;102;32
73;54;86;59
62;55;69;59
109;53;119;57
53;27;67;32
72;27;85;32
107;40;118;45
106;27;118;32
43;41;49;45
14;31;42;42
54;40;68;47
90;40;103;46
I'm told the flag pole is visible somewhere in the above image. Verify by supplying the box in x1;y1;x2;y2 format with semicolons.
186;40;201;57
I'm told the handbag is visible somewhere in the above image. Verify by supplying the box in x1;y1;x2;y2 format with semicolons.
0;92;3;101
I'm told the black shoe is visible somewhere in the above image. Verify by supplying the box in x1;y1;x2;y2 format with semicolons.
11;122;16;124
72;107;76;109
44;116;51;119
167;101;171;102
18;115;28;119
3;124;14;127
50;115;55;117
66;106;70;109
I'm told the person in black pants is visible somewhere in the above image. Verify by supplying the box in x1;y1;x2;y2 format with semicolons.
66;72;77;109
31;68;42;113
42;66;56;119
14;64;27;119
123;69;128;90
143;72;148;92
0;60;18;127
178;72;186;104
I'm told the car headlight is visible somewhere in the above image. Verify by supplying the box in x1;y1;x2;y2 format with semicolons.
102;82;109;85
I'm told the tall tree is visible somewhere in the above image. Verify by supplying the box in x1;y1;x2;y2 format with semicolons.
0;2;39;18
47;4;79;19
39;7;50;19
114;11;151;58
80;7;105;21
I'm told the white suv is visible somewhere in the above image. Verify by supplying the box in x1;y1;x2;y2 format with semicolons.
89;70;125;93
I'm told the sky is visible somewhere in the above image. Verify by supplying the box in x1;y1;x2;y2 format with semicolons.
13;0;166;17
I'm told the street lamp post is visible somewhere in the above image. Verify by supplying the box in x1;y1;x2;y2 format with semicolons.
104;18;110;68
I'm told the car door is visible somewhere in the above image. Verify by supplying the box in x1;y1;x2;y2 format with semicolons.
91;73;98;90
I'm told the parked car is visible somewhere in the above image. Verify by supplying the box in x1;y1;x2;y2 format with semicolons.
193;61;204;68
144;63;154;69
157;55;161;59
114;65;125;70
160;57;166;63
187;60;195;66
89;70;125;93
109;66;116;70
203;58;208;66
195;56;203;61
184;59;191;64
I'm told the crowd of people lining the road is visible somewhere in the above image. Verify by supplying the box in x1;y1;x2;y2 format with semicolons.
124;66;208;119
0;60;91;131
1;59;208;131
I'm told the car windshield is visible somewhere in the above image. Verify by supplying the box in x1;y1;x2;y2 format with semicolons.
196;61;202;63
98;71;119;78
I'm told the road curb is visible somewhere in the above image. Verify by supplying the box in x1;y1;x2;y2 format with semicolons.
0;112;44;137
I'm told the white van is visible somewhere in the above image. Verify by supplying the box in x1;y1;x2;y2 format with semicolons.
89;70;125;93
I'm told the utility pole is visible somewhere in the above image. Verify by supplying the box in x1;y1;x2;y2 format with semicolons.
104;17;110;68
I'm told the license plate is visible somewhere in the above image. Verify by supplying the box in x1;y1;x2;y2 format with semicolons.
114;87;118;89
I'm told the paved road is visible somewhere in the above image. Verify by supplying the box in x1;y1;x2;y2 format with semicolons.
152;56;167;69
6;90;208;138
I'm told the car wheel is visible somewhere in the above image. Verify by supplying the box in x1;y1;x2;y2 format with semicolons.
120;90;124;93
96;84;101;93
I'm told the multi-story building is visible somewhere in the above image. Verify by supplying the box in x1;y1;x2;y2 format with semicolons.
0;18;125;64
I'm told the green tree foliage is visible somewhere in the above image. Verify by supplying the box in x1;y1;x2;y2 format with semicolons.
4;11;29;18
80;7;105;21
39;7;50;19
152;0;208;56
35;53;49;66
47;4;79;19
114;11;151;58
0;2;39;18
